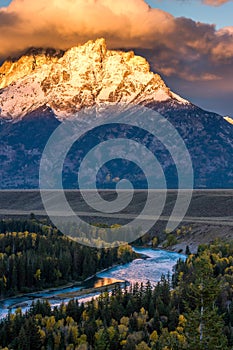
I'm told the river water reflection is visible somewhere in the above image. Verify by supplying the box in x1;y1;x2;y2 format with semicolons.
0;248;186;319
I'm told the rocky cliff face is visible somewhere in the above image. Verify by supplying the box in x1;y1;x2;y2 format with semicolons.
0;38;188;120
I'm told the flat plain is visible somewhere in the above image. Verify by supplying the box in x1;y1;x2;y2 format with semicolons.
0;190;233;252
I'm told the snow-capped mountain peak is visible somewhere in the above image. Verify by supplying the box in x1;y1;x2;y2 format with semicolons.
0;38;189;120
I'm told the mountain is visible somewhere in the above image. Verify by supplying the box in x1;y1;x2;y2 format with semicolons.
0;38;188;120
0;38;233;189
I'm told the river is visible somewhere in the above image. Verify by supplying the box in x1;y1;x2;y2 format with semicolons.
0;248;186;319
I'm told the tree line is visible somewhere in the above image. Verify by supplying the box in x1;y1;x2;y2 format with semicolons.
0;218;136;297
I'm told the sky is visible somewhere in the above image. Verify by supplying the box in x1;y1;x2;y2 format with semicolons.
147;0;233;29
0;0;232;116
0;0;10;6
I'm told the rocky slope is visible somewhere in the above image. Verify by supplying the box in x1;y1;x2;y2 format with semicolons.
0;38;232;189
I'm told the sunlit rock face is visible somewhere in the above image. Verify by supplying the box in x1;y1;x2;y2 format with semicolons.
0;38;188;120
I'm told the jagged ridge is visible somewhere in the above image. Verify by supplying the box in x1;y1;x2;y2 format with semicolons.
0;38;189;120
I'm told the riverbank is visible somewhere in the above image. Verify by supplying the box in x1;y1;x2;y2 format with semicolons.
0;281;81;303
162;222;233;254
47;281;125;301
0;248;140;303
10;281;125;310
0;248;185;319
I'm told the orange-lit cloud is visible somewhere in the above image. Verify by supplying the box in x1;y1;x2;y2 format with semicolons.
203;0;232;5
0;0;175;54
177;0;232;6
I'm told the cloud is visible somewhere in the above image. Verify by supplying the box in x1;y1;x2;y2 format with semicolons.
0;11;19;26
202;0;232;6
1;0;173;53
177;0;232;6
0;0;232;114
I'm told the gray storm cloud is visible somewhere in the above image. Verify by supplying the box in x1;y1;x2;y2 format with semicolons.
0;0;232;115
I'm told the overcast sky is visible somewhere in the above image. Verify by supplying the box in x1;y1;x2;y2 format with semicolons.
0;0;232;116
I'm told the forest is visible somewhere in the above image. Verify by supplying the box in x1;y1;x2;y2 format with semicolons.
1;219;233;349
0;219;232;348
0;218;136;297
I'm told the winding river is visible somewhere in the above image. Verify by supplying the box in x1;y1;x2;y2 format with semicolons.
0;248;186;319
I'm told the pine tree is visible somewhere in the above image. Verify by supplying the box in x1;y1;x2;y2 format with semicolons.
18;317;42;350
185;306;228;350
184;253;228;349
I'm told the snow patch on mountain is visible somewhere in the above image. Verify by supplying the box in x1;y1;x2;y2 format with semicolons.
224;116;233;125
